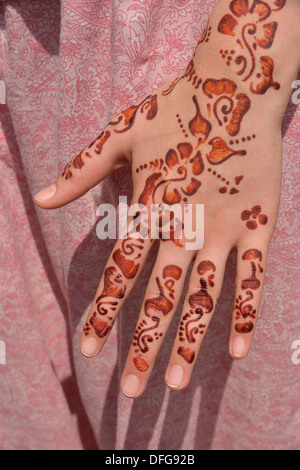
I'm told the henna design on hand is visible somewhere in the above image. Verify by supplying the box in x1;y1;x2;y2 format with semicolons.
234;248;264;334
177;260;216;364
241;205;268;229
132;265;183;372
62;95;158;180
217;0;286;94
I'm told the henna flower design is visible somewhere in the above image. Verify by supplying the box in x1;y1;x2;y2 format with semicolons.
217;0;285;94
241;205;268;229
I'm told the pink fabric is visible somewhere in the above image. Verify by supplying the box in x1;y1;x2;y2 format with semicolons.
0;0;299;450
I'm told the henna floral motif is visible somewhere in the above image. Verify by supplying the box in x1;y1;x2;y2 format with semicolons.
217;0;285;94
177;260;216;364
241;205;268;229
234;248;264;334
132;265;183;371
138;142;204;211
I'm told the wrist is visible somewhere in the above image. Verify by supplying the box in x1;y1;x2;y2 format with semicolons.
192;0;300;118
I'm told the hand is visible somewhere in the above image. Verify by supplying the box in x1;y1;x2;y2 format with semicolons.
34;0;298;398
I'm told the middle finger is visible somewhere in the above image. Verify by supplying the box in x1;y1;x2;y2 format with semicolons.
120;243;195;398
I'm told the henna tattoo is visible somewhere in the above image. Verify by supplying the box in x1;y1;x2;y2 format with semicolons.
207;167;243;195
111;95;158;134
199;21;212;44
207;137;246;165
62;163;73;180
241;205;268;229
138;71;253;208
162;60;202;96
132;265;182;371
84;237;145;340
189;95;212;146
178;346;195;364
133;356;149;372
177;260;216;364
138;142;204;210
217;0;286;94
234;248;264;334
176;114;189;139
62;95;158;180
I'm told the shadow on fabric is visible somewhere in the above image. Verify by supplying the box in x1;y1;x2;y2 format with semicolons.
0;106;98;451
1;0;61;56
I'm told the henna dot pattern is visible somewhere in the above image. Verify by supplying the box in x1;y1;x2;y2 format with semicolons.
176;114;189;138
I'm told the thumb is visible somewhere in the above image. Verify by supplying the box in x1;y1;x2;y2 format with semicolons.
33;126;130;209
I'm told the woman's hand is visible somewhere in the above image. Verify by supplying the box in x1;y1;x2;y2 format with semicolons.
33;0;299;398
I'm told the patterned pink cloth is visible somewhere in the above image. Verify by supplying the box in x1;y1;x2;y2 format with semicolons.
0;0;299;450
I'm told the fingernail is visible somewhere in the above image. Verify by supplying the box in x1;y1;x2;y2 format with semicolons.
232;336;246;358
122;374;140;398
81;337;98;357
166;364;184;389
34;184;57;202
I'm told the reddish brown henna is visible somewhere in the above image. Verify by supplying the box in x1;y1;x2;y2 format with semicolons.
203;78;237;99
230;0;250;17
217;1;285;94
218;14;239;36
189;95;212;145
250;56;280;94
114;95;158;134
90;314;111;338
241;205;268;229
133;356;149;372
234;248;264;334
177;346;195;364
199;21;212;44
207;137;246;165
241;262;260;290
163;265;183;280
242;248;262;262
235;321;254;333
177;261;216;350
226;93;251;136
133;266;182;356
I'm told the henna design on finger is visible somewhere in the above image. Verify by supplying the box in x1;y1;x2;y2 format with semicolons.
85;236;145;340
177;260;216;364
178;346;195;364
241;205;268;229
132;265;182;371
234;248;264;334
62;94;158;180
112;95;158;134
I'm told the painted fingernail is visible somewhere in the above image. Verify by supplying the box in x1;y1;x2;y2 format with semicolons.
34;184;57;202
81;337;98;357
122;374;140;398
232;336;246;357
166;364;184;389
